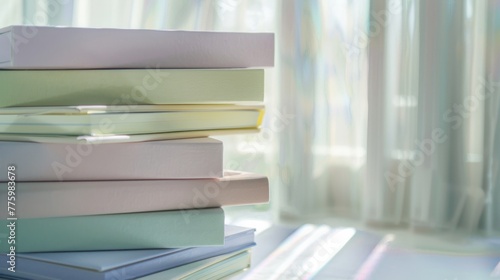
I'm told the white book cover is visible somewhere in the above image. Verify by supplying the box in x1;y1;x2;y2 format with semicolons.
0;25;274;69
0;128;260;144
0;137;222;181
0;171;269;219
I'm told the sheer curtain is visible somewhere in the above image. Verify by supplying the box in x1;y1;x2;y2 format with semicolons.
1;0;498;235
276;0;499;236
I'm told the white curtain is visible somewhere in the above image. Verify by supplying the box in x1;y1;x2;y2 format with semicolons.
1;0;498;235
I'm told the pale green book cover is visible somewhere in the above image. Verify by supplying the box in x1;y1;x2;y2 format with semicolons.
0;69;263;107
0;208;224;253
0;108;264;135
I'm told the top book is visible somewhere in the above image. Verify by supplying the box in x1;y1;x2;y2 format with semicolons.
0;25;274;69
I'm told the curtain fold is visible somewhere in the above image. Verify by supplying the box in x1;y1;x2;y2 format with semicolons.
484;0;500;235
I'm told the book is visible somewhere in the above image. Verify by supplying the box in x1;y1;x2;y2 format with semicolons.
0;105;264;136
0;69;264;107
138;249;251;280
0;208;224;253
0;171;269;218
0;137;222;181
0;127;260;144
0;225;255;280
0;25;274;69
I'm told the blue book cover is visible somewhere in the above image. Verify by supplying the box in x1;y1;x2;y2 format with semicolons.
0;225;255;280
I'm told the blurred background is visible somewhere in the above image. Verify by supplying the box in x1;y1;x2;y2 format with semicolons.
1;0;499;237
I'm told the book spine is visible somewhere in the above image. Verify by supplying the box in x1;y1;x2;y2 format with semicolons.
9;26;274;69
0;69;264;107
0;174;269;218
0;208;225;253
0;110;261;136
0;139;223;181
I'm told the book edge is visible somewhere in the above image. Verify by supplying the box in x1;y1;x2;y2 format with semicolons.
0;171;268;218
0;28;12;65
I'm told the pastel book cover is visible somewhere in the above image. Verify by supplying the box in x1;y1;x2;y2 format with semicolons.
0;171;269;219
0;137;223;181
0;225;255;280
0;127;261;144
0;25;274;69
0;69;264;107
0;208;225;253
137;249;251;280
0;106;264;136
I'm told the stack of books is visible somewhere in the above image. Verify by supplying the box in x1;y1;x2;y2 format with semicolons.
0;25;273;279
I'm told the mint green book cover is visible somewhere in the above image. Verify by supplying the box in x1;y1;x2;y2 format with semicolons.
0;208;224;253
0;69;263;107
